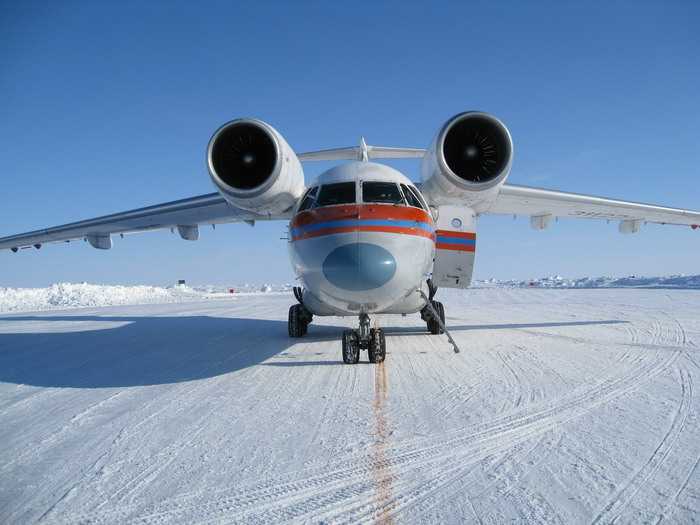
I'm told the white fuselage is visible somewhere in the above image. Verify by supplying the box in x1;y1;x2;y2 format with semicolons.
288;162;435;316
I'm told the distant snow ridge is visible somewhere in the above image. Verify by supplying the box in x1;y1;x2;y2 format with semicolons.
474;274;700;289
0;282;204;313
2;275;697;314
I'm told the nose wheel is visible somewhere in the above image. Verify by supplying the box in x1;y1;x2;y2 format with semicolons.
342;330;360;364
342;314;386;364
368;328;386;363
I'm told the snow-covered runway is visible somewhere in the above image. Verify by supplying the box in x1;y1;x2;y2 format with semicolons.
1;289;699;524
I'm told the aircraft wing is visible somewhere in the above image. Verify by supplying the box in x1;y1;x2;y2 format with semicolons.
486;183;700;231
0;193;292;252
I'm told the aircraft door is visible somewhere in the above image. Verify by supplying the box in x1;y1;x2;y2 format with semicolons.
432;205;477;289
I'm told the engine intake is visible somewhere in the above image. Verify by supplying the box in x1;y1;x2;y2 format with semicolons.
441;113;512;185
421;112;513;209
210;122;278;191
207;119;304;214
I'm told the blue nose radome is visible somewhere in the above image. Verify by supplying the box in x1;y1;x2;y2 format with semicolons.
322;243;396;291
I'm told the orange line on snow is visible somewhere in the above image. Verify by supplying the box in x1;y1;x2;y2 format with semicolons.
372;360;394;524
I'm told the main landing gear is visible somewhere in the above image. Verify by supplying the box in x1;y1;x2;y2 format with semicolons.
417;288;461;354
342;313;386;364
419;279;445;334
288;287;313;337
421;300;445;334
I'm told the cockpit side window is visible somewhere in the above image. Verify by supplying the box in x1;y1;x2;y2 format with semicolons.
362;181;405;205
297;186;318;212
315;182;356;207
412;186;430;210
401;184;428;211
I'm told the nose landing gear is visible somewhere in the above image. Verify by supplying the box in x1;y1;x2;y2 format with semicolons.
341;330;360;364
368;328;386;363
342;313;386;364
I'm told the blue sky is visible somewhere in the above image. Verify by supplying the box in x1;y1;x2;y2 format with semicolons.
1;1;698;287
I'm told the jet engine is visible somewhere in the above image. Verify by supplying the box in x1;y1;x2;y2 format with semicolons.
421;112;513;210
207;119;305;214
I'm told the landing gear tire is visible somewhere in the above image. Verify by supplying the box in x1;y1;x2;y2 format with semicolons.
368;328;386;363
288;304;310;338
427;301;445;335
342;330;360;364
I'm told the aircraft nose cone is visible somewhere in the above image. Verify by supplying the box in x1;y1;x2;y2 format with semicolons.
322;243;396;291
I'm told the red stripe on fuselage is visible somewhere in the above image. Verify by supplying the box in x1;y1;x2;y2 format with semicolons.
435;229;477;240
435;242;476;252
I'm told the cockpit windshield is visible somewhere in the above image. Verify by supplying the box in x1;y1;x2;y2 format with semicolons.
362;182;405;205
315;182;356;207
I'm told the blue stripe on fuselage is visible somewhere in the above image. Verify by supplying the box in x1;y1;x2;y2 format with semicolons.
435;236;476;246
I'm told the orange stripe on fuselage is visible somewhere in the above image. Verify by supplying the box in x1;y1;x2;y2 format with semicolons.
293;225;436;242
291;204;435;242
291;204;433;228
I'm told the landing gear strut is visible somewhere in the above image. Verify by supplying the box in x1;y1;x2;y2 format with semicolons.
342;313;386;364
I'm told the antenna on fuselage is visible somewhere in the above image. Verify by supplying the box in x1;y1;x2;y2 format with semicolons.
359;137;369;162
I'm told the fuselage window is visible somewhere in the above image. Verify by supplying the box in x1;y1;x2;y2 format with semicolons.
401;184;426;210
298;186;318;212
362;181;405;205
315;182;356;207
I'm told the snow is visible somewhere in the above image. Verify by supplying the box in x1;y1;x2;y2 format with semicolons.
0;282;291;314
0;283;209;313
1;288;699;523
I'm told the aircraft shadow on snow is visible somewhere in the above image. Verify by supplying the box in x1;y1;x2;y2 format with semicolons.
0;315;626;389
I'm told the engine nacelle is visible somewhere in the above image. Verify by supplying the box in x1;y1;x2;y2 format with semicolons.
421;112;513;211
207;119;305;215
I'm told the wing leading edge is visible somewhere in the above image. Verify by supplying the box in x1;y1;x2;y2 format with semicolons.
0;193;292;252
487;184;700;231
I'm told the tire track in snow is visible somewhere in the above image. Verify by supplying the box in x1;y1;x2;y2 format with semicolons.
89;324;345;514
411;378;483;435
381;430;564;524
591;367;692;525
57;339;682;524
667;313;700;371
656;453;700;524
497;349;524;409
89;326;285;510
0;390;129;473
0;386;56;415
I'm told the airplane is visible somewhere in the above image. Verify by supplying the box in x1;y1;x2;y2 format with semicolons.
2;112;699;364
